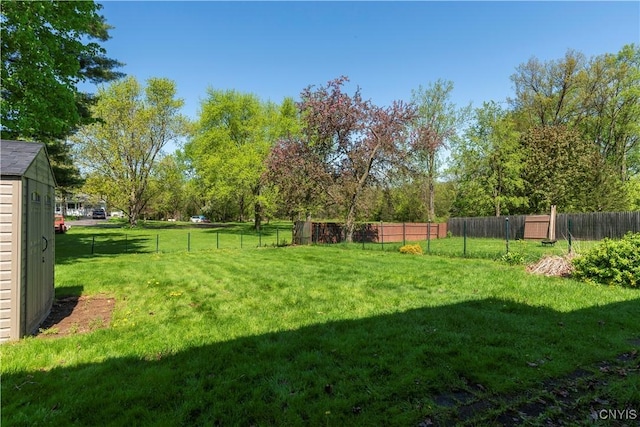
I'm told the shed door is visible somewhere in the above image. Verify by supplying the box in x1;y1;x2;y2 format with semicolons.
24;180;54;335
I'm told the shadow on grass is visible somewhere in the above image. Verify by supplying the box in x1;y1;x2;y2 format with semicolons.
55;232;153;264
3;298;639;426
55;223;295;264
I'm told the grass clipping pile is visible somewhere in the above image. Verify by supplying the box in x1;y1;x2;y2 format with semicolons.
526;254;575;278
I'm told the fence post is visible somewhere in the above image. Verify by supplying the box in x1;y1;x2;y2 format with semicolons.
240;231;243;249
568;219;573;254
188;232;191;252
259;229;262;247
427;221;431;254
362;224;365;250
216;231;219;249
315;223;319;244
156;234;159;253
381;221;384;251
463;220;467;257
505;217;510;254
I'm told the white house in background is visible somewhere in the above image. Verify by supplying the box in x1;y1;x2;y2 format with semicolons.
55;193;106;217
0;140;56;342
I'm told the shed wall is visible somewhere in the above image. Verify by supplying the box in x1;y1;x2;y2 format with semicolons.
0;146;55;343
0;180;21;341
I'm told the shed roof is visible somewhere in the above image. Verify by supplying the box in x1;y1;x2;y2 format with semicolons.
0;139;46;177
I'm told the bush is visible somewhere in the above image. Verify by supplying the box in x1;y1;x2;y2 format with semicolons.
399;244;423;255
572;232;640;288
500;251;525;265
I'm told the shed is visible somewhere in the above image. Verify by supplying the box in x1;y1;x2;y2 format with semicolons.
0;140;56;342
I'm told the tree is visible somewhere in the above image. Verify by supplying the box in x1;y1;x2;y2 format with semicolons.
409;80;470;220
185;91;297;229
72;76;187;225
509;49;586;128
509;45;639;187
146;154;190;220
579;44;640;182
268;77;414;241
451;102;526;217
520;125;625;213
1;0;124;187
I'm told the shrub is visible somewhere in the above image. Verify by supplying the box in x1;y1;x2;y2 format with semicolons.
399;244;423;255
572;232;640;288
501;251;525;265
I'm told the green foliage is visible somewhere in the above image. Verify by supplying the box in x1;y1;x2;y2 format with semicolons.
451;103;526;216
508;45;639;210
520;125;626;213
500;251;525;265
1;1;123;187
573;232;640;288
146;154;191;220
185;90;297;227
409;80;471;219
72;76;187;225
626;177;640;210
399;244;423;255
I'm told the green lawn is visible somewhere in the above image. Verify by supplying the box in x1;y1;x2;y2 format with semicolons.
2;225;638;426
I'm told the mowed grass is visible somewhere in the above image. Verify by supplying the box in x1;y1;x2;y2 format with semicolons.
56;219;592;262
2;226;639;426
55;220;293;260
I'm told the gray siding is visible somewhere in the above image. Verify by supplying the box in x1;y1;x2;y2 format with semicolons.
0;143;55;343
0;180;21;341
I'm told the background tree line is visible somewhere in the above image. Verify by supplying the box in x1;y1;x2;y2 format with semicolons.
3;2;638;229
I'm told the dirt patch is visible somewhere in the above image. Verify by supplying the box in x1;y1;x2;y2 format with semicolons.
37;295;115;338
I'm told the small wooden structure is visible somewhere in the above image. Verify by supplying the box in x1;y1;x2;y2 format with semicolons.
523;205;557;246
0;140;56;342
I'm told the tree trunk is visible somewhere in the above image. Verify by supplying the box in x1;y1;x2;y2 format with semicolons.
428;177;435;221
427;152;436;220
344;204;357;243
254;201;262;231
238;195;245;222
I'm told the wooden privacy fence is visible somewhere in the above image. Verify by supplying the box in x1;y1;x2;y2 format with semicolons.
448;211;640;241
293;221;447;245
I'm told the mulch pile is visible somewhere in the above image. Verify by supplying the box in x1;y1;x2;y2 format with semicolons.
526;255;575;277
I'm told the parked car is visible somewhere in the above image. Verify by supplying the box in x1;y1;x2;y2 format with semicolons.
54;215;68;233
190;215;210;223
92;208;107;220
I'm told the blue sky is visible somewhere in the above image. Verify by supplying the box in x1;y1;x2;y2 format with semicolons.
93;1;639;122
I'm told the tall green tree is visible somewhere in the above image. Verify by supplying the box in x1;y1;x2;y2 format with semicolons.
1;0;124;187
146;154;190;220
72;76;187;225
509;45;639;206
409;80;470;220
185;90;297;229
520;125;626;213
509;49;586;127
451;102;526;216
579;44;640;182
